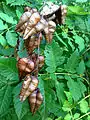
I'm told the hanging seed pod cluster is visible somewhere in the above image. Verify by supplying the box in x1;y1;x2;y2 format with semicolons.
16;2;67;114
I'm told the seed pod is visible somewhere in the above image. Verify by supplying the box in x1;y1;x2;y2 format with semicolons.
20;76;39;101
35;22;44;32
25;36;36;55
20;74;31;101
48;21;56;29
38;56;44;68
23;28;36;39
16;11;32;31
16;22;28;36
23;12;40;39
17;58;34;73
29;12;40;26
24;7;32;12
25;33;42;55
29;88;43;114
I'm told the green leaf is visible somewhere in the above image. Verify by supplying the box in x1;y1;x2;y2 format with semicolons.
55;117;62;120
0;57;18;82
73;113;80;119
3;3;16;18
55;32;68;47
13;83;30;120
0;12;17;24
44;41;65;73
1;107;18;120
87;116;90;120
6;0;15;4
55;80;66;104
45;118;53;120
16;9;22;19
62;101;71;112
0;47;14;56
64;113;72;120
73;35;85;52
77;78;86;95
86;60;90;68
0;19;8;30
0;75;8;89
64;91;73;104
64;50;79;73
80;100;89;113
6;31;17;47
38;77;47;120
0;34;6;46
68;38;75;51
66;76;82;101
0;85;12;116
11;0;25;6
76;0;87;3
22;112;41;120
76;60;85;74
68;6;90;15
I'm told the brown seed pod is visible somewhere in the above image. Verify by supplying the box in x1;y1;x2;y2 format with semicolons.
43;20;56;43
20;74;31;100
23;12;40;39
16;11;32;31
17;58;34;75
41;2;67;25
38;56;44;68
20;76;39;101
17;58;34;72
24;33;42;55
29;88;43;114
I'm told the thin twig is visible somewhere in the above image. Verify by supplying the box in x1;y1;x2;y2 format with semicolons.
0;25;16;35
39;72;89;85
76;112;90;120
78;94;90;104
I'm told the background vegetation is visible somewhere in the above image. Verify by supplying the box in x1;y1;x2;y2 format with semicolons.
0;0;90;120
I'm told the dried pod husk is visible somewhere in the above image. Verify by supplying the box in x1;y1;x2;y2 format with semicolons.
40;2;59;16
29;88;43;114
38;56;44;68
52;5;67;25
16;11;32;31
35;17;48;32
35;22;44;32
29;12;40;26
17;58;34;74
24;7;32;12
25;33;42;55
43;20;56;43
29;54;44;76
16;22;28;36
43;27;53;43
24;36;37;55
20;74;31;100
20;76;39;101
23;27;37;39
41;3;67;25
23;12;40;39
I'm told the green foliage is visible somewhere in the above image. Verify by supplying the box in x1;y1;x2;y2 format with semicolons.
6;30;17;47
0;0;90;120
13;83;30;119
44;41;64;73
80;100;89;113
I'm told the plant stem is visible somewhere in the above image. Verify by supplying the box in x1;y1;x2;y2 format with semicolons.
39;72;89;85
76;112;90;120
0;25;16;35
78;94;90;104
70;110;74;120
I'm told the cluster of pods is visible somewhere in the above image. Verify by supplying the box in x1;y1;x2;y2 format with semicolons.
16;3;67;114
